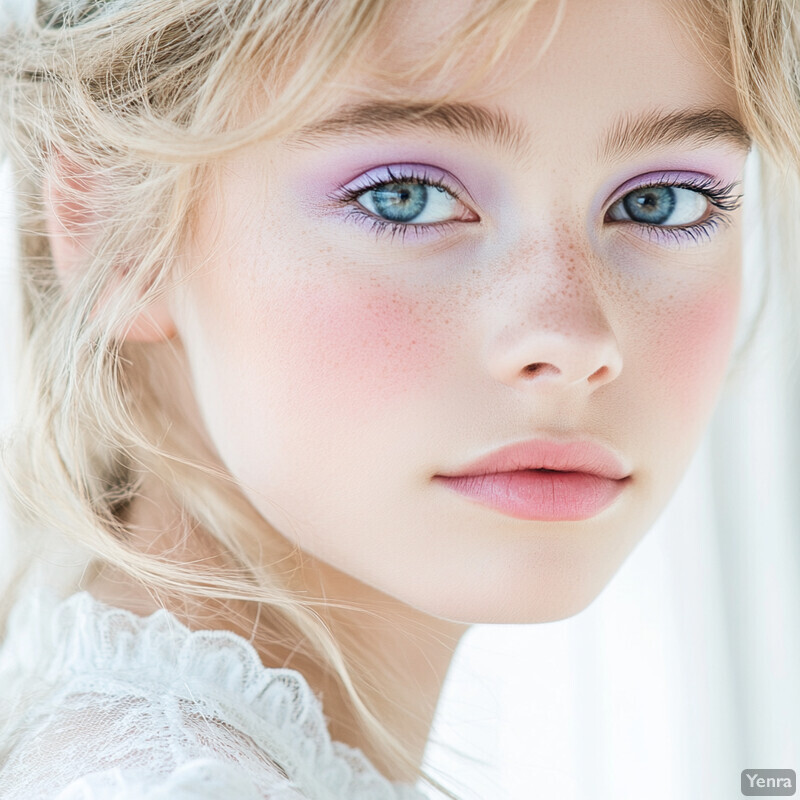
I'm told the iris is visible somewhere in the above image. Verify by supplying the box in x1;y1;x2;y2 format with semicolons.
371;182;428;222
622;186;676;224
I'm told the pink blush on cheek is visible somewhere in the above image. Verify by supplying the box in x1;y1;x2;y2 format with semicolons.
277;280;445;411
650;281;741;411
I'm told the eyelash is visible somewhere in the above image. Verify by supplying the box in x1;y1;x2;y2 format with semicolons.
607;173;743;247
330;167;744;247
330;166;468;244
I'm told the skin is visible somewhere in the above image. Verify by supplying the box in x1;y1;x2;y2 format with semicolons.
60;0;750;783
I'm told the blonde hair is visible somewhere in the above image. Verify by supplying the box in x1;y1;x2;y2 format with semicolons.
0;0;798;794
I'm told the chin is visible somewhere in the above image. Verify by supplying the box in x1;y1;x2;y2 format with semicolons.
409;573;616;625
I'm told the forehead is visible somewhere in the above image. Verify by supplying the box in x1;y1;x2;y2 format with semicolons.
283;0;744;172
362;0;729;90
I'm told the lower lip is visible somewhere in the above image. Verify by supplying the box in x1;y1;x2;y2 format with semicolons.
433;470;631;521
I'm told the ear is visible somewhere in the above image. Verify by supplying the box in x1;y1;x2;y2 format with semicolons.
43;155;178;343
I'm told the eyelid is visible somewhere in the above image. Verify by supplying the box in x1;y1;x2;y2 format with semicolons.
605;169;730;208
331;163;478;209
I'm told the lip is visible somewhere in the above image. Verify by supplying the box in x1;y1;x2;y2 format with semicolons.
433;438;632;521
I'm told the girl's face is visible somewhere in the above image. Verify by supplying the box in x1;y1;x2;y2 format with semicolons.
166;0;748;623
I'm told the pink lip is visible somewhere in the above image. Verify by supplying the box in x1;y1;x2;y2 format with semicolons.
433;438;632;521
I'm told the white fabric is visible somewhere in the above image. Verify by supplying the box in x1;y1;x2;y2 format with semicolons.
0;587;429;800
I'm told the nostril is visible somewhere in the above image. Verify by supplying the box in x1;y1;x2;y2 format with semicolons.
589;364;611;382
523;363;559;376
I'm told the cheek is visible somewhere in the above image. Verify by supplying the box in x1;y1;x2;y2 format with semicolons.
250;276;446;415
651;280;741;409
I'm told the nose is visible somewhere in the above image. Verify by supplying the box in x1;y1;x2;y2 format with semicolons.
483;250;623;395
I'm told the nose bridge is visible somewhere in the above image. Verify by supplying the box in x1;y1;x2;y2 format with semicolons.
482;230;622;391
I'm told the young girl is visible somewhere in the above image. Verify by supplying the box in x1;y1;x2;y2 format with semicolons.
0;0;797;797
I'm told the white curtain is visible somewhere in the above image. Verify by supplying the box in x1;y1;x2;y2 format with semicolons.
1;151;798;800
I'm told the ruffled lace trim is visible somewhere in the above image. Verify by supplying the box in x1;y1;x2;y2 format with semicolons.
0;586;428;800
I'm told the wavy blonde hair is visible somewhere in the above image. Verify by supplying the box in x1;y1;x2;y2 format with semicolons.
0;0;799;794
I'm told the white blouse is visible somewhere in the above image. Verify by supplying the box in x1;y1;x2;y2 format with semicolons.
0;587;430;799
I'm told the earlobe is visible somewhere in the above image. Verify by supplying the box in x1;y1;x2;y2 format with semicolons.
43;156;178;344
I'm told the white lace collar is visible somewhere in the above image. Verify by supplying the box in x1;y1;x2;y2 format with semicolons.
0;586;429;800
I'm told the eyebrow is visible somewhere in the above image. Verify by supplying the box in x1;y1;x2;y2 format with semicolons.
598;107;752;162
284;100;752;164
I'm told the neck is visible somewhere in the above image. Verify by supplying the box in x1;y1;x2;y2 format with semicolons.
285;554;470;782
84;479;469;784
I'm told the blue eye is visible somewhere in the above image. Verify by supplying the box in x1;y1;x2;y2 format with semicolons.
609;185;707;226
331;165;477;243
357;180;462;225
605;175;744;246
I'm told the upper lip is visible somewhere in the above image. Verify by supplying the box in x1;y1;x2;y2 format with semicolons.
436;438;631;481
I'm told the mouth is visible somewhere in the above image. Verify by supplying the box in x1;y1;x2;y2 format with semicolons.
433;469;631;521
433;438;632;521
